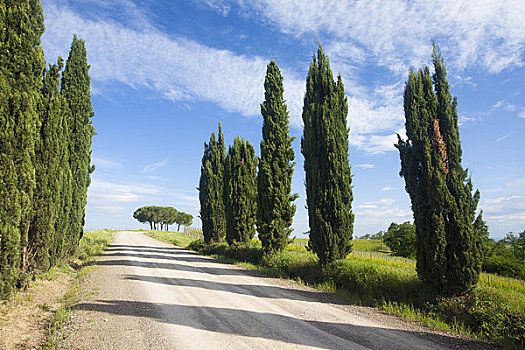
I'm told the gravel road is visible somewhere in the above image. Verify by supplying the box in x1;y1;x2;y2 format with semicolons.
63;231;490;349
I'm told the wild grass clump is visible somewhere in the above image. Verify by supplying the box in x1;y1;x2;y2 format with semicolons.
327;258;433;306
76;229;115;261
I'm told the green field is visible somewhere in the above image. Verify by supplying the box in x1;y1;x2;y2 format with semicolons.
287;238;391;255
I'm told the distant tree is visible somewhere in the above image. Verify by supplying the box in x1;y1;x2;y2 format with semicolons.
383;222;416;258
395;44;484;295
257;60;298;253
199;124;226;243
301;44;354;266
224;137;257;245
0;0;45;296
133;206;154;230
61;35;95;254
163;207;178;231
175;212;193;231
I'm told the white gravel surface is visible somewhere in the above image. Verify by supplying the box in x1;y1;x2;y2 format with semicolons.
63;231;492;349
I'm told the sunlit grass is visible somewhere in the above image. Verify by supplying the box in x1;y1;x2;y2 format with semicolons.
145;230;197;248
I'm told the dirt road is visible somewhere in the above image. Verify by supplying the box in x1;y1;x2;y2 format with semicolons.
63;231;488;349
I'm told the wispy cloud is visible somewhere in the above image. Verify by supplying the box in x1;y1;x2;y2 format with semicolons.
495;133;512;144
355;164;375;169
235;0;525;74
481;178;525;236
493;100;518;112
381;186;394;192
87;177;162;213
41;2;305;125
92;156;123;169
143;159;168;173
354;198;412;226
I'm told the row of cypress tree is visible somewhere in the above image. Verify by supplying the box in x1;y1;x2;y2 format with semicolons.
199;47;353;266
199;60;297;252
200;44;484;295
0;1;94;298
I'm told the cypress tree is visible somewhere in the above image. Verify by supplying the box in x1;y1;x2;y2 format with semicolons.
301;44;354;266
61;36;95;254
395;44;484;295
29;59;67;271
199;124;226;243
224;137;257;245
257;60;298;253
0;0;45;295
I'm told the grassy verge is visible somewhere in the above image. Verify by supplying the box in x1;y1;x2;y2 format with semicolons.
43;229;115;349
187;239;524;348
145;230;197;248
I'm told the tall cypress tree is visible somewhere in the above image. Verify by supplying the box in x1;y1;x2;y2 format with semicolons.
61;36;95;254
29;58;71;271
301;44;354;266
224;137;257;245
257;60;297;253
199;123;227;243
0;0;45;295
395;45;483;295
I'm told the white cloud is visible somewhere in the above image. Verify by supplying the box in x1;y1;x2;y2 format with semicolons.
495;133;512;144
354;198;412;226
167;191;200;208
519;111;525;119
481;178;525;237
92;156;123;169
192;0;232;16
87;177;162;213
235;0;525;74
493;100;518;112
355;164;375;169
41;3;306;123
382;186;394;192
143;159;168;173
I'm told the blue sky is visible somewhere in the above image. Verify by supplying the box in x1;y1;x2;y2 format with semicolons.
40;0;525;239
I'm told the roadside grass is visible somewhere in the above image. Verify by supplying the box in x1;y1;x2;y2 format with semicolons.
43;229;115;349
145;230;196;248
351;239;391;254
186;238;525;348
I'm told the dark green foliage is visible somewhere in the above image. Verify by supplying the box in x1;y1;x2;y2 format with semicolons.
224;137;257;245
29;59;69;271
482;231;525;279
61;36;95;253
257;60;298;253
199;124;226;243
133;206;182;231
175;211;193;231
395;44;484;295
301;44;354;266
0;0;45;297
383;222;416;258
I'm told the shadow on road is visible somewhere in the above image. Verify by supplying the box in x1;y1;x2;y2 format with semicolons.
73;300;489;350
124;274;342;304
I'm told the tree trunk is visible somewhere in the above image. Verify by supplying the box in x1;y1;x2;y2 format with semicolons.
177;224;181;232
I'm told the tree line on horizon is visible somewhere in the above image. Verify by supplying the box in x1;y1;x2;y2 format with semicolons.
0;1;94;298
199;44;487;296
133;206;193;231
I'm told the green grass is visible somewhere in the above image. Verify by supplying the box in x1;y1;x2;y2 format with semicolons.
351;239;391;254
145;230;197;248
43;230;115;349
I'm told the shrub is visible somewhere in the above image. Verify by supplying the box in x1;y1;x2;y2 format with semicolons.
427;295;525;346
